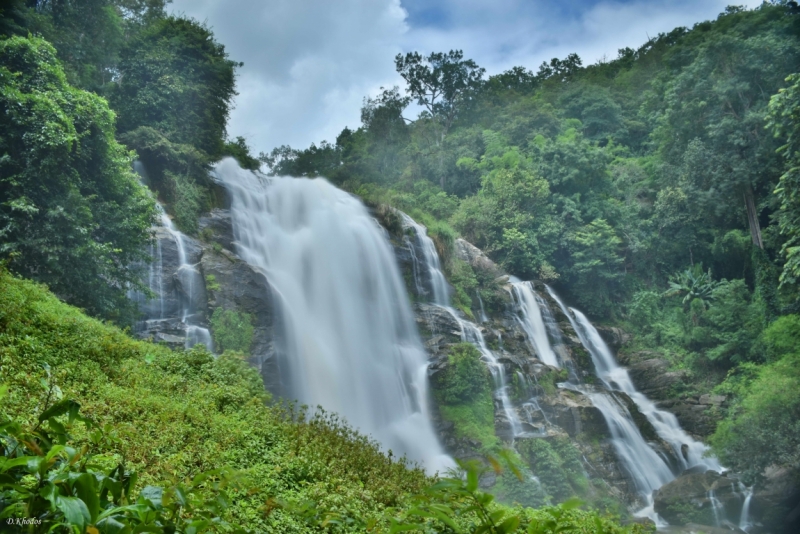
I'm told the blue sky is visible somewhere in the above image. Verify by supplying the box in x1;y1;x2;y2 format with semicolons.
169;0;763;156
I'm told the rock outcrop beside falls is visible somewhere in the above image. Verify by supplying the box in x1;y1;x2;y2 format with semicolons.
133;208;279;388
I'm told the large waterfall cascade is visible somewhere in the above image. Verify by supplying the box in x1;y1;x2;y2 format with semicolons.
400;214;524;438
399;210;735;523
131;162;213;351
214;158;452;472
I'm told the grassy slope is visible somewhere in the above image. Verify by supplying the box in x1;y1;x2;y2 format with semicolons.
0;268;429;532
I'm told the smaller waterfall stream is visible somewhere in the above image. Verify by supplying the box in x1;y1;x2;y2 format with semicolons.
401;213;524;438
131;163;212;351
510;280;560;368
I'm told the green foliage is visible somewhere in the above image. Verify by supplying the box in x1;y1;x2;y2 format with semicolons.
210;308;255;354
762;314;800;362
222;137;261;171
767;73;800;292
0;269;432;532
0;382;251;533
110;16;239;232
516;438;587;503
0;35;157;321
434;344;492;405
431;343;499;453
664;264;717;308
711;351;800;483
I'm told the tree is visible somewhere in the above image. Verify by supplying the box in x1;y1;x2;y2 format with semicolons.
112;16;238;158
110;16;239;232
767;73;800;290
0;36;157;320
395;50;485;141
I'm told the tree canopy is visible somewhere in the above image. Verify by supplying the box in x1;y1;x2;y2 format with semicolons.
0;35;156;320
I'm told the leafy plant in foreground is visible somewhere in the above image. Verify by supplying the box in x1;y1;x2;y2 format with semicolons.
0;378;250;533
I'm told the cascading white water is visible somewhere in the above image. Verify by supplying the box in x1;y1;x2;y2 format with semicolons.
739;484;753;531
510;280;560;368
399;213;450;306
456;314;524;437
709;489;723;526
568;307;721;474
214;158;451;472
131;163;212;351
585;390;674;495
399;212;524;438
543;284;728;524
476;292;489;323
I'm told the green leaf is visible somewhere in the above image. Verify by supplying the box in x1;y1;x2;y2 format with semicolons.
466;466;479;492
74;472;101;522
38;399;80;422
96;516;131;534
498;516;521;533
139;485;163;510
56;495;91;529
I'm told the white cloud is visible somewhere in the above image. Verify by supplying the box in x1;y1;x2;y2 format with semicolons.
171;0;409;153
170;0;765;155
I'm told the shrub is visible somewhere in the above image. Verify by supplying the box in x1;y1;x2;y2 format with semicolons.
434;343;492;404
210;308;254;354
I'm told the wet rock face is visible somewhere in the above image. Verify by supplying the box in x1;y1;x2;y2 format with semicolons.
654;470;749;527
133;227;207;346
752;467;800;534
198;209;235;251
455;238;502;277
198;229;279;392
626;358;687;401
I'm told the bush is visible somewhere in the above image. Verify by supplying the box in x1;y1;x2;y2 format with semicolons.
210;308;254;354
711;351;800;483
434;343;492;405
0;269;432;532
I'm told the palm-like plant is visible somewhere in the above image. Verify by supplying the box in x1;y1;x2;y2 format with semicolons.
664;264;718;308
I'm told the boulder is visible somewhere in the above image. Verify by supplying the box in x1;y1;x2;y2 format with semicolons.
626;358;688;401
654;470;750;527
455;238;502;277
539;389;607;438
751;466;800;533
595;326;631;349
415;303;464;344
197;209;235;251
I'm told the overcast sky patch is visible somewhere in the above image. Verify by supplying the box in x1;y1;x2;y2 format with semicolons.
170;0;763;155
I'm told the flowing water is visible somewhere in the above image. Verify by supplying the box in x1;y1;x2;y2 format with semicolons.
131;163;213;351
399;213;450;306
568;307;721;474
214;158;451;472
509;280;560;368
400;211;525;438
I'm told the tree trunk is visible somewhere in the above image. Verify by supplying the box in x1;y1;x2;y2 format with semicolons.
744;186;764;249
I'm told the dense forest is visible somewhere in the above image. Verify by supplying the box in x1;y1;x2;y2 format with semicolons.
270;1;800;487
1;0;799;532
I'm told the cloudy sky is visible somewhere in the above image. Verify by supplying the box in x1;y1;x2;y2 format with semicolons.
169;0;763;156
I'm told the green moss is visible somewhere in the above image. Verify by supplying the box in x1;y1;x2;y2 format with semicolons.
433;343;492;404
439;397;499;452
209;307;254;354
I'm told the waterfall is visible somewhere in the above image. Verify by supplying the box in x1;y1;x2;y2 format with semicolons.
708;489;723;526
399;213;450;305
739;484;753;531
131;163;212;352
583;389;674;495
567;307;721;474
399;212;524;438
510;280;561;368
476;291;489;323
214;158;452;473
